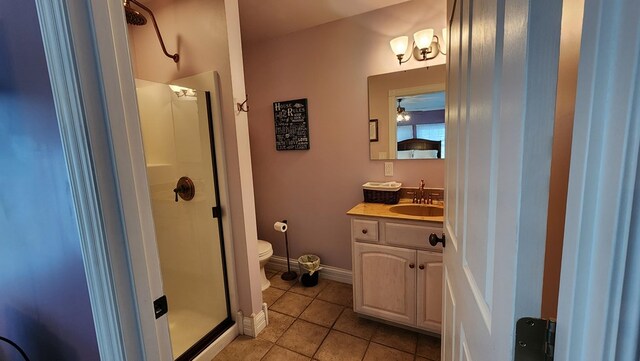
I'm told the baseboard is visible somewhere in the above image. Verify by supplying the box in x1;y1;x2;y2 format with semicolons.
238;308;268;338
192;322;238;361
267;256;353;285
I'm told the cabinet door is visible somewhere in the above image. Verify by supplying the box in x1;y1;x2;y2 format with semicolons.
416;250;443;333
354;242;416;325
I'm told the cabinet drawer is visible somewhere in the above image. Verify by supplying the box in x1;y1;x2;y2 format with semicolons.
352;219;379;242
386;222;443;251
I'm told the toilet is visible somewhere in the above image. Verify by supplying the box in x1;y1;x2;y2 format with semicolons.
258;239;274;291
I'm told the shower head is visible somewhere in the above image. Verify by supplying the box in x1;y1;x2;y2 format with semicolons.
123;0;179;63
124;0;147;25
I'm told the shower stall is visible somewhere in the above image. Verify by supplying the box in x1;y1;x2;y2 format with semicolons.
134;76;232;360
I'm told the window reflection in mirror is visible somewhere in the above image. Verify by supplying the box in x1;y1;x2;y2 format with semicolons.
368;65;446;160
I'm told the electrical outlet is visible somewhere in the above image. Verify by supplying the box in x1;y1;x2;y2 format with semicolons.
384;162;394;176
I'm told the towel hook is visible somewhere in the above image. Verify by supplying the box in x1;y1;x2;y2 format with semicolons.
236;95;249;112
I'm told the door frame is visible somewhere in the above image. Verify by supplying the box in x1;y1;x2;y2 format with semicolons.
35;0;252;359
35;0;172;359
36;0;262;357
555;0;640;358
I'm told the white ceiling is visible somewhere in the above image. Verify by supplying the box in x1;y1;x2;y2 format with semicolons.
238;0;411;43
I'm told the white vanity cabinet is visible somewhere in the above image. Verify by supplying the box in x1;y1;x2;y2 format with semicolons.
351;217;443;334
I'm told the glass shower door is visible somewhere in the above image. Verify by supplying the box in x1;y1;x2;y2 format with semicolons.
135;79;232;359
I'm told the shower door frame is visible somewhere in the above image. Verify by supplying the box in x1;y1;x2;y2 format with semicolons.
134;71;242;361
168;87;236;361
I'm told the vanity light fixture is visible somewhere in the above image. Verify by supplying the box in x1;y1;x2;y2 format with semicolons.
390;28;447;65
396;98;411;122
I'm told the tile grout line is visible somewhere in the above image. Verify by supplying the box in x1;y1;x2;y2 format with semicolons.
360;340;372;361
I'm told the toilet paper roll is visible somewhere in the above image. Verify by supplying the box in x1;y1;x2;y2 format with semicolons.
274;221;288;233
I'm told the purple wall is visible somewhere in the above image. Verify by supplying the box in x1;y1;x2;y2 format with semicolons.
404;109;445;126
0;1;100;360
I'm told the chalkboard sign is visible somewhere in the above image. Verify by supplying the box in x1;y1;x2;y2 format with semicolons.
273;98;309;151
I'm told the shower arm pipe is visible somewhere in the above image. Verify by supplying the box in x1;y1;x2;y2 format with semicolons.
129;0;179;63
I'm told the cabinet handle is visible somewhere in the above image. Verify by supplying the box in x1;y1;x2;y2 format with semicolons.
419;264;425;270
361;229;368;234
409;263;415;269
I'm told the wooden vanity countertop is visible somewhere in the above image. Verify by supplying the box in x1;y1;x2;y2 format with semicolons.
347;199;444;223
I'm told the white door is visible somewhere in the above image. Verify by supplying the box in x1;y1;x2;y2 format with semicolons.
443;0;562;359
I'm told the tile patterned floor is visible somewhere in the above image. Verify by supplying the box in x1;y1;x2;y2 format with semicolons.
213;271;441;361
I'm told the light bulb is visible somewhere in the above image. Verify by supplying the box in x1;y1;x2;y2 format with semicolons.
413;29;434;50
390;36;409;56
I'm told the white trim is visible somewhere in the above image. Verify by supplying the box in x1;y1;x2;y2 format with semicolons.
239;309;268;338
34;1;129;359
389;83;447;97
236;311;245;335
262;303;269;326
267;256;353;285
85;0;173;359
191;324;239;361
556;0;640;359
37;0;177;358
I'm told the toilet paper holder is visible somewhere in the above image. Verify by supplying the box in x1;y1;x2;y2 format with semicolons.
277;219;298;281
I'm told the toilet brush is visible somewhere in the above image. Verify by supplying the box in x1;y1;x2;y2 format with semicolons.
280;220;297;281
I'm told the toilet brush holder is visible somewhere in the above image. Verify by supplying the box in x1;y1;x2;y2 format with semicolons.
279;220;297;281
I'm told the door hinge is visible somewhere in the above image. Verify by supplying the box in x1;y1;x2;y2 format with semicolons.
153;295;168;319
212;206;221;218
515;317;556;360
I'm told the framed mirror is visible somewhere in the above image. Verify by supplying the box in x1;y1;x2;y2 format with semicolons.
368;65;446;160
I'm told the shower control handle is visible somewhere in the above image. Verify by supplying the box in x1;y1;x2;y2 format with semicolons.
173;185;188;202
173;176;195;202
